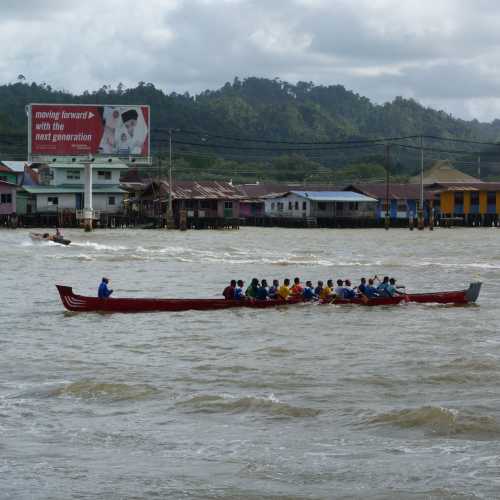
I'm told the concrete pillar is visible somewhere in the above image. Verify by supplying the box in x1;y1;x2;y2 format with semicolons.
84;163;93;232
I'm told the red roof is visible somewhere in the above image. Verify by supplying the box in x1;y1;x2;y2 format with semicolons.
346;183;436;200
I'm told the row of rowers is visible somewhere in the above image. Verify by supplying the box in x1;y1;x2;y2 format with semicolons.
222;276;405;301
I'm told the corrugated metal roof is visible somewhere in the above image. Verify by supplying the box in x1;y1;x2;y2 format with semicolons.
143;181;243;200
347;183;436;200
44;162;127;169
236;183;341;198
0;161;30;172
0;179;17;187
266;190;377;202
23;185;124;194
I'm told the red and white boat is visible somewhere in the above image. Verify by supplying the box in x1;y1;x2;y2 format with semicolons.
56;282;481;313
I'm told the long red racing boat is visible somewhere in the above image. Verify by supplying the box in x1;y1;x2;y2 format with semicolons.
56;282;481;313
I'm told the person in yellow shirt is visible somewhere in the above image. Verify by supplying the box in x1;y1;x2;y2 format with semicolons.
319;279;335;301
278;278;291;300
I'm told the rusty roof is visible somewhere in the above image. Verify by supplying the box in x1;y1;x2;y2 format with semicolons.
236;182;341;199
142;180;243;200
425;181;500;191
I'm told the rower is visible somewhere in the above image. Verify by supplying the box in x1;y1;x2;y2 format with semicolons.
358;277;368;296
302;280;315;301
55;227;64;238
268;279;279;299
256;279;269;300
278;278;291;300
223;280;236;300
290;277;303;296
377;276;391;297
234;280;245;300
343;279;356;299
314;280;323;298
319;279;334;301
387;278;404;296
365;278;379;298
335;279;345;299
98;277;113;298
245;278;260;299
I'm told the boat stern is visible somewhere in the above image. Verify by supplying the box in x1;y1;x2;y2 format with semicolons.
465;282;482;303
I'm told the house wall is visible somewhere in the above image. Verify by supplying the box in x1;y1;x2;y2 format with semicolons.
264;194;310;217
0;183;16;214
50;167;124;186
0;171;17;184
239;201;264;217
35;193;123;213
216;200;240;218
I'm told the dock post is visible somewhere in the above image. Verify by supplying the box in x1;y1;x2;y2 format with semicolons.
83;163;93;232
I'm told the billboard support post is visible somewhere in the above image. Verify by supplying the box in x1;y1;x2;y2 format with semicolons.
84;163;93;232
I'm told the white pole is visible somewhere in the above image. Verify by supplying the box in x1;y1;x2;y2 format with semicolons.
84;163;93;231
419;136;424;229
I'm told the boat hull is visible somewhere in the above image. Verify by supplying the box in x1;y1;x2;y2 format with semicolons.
30;233;71;246
56;282;481;313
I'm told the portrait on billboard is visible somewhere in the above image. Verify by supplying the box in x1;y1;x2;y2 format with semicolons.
98;106;149;155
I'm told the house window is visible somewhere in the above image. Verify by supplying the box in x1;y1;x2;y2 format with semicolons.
271;202;275;210
0;193;12;204
397;201;407;211
487;192;496;206
336;202;344;212
67;170;81;180
349;202;359;210
318;202;326;210
277;202;283;211
224;201;233;209
200;200;210;209
294;201;299;210
302;201;307;210
108;196;116;206
288;201;292;210
97;171;112;180
470;192;479;206
48;196;58;206
454;192;464;206
0;175;8;182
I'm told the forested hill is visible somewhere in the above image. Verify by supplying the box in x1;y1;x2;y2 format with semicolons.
2;77;500;181
2;77;500;139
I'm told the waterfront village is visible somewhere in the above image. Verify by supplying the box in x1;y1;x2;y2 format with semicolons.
1;158;500;230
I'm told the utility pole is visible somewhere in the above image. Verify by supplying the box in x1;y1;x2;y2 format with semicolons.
477;153;481;180
418;135;425;230
166;128;176;229
385;144;390;230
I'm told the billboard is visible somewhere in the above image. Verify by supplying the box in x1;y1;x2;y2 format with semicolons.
27;103;150;164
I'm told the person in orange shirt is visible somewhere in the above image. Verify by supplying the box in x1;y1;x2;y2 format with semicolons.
290;277;304;296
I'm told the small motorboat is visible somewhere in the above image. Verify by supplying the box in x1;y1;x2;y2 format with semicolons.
30;232;71;246
56;282;481;313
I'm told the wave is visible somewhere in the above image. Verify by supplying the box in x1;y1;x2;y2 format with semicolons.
177;393;320;418
365;406;500;439
71;242;129;251
49;380;158;401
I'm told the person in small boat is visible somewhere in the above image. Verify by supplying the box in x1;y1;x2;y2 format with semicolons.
290;277;303;296
319;279;334;301
314;280;323;298
256;279;269;300
365;278;379;298
55;227;64;239
268;279;279;299
377;276;391;296
302;280;315;301
343;279;356;299
357;277;368;296
98;277;113;298
387;278;404;296
223;280;236;300
234;280;245;300
278;278;291;300
43;233;50;239
335;279;345;299
245;278;260;299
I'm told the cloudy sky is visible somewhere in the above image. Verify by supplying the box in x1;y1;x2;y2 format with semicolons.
2;0;500;121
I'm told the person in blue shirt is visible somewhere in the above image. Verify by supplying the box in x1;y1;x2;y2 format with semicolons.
387;278;404;297
256;279;269;300
365;278;379;298
314;280;323;298
268;279;279;299
335;279;345;299
234;280;245;300
98;277;113;298
357;277;368;296
377;276;391;296
343;279;356;299
302;280;315;301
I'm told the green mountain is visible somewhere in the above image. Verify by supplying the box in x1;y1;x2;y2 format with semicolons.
2;77;500;182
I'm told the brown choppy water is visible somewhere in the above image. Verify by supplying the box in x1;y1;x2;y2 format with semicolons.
1;227;500;499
